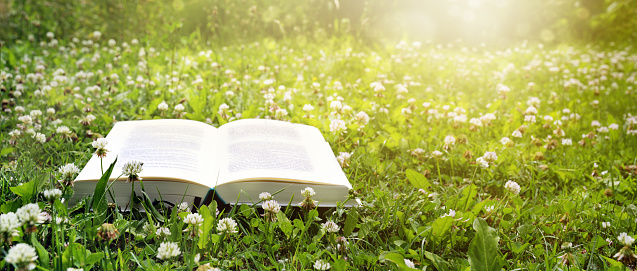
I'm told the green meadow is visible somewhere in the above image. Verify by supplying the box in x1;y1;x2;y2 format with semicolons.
1;0;636;270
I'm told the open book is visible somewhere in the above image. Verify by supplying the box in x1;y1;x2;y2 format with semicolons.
72;119;353;207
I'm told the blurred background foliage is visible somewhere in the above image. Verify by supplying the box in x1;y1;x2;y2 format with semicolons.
0;0;636;46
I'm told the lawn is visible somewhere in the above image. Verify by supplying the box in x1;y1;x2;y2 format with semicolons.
1;1;637;270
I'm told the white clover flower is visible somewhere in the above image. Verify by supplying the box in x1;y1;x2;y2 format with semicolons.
275;108;288;118
18;115;33;125
441;209;456;218
56;126;71;135
262;200;281;214
177;202;189;212
370;82;385;92
480;113;496;123
618;232;635;246
524;115;536;123
329;119;346;134
330;101;343;111
54;217;68;224
527;97;541;107
525;106;538;115
505;180;521;195
476;157;489;169
92;138;108;153
218;103;230;115
496;83;510;94
157;101;169;111
562;138;572;146
33;133;46;144
183;213;203;226
469;118;483;127
561;242;573;250
591;120;601;127
43;189;62;202
9;129;21;138
259;192;273;201
355;111;370;125
314;259;331;270
601;222;610;229
444;135;455;146
156;241;181;260
404;259;415;268
483;152;497;163
59;163;80;179
336;152;352;168
301;187;316;198
122;160;143;176
410;148;425;156
512;130;523;138
609;123;619;130
500;137;512;146
303;104;314;111
0;212;20;241
174;104;185;112
5;243;38;270
16;203;45;226
431;150;443;158
216;218;238;234
29;110;42;118
322;221;340;233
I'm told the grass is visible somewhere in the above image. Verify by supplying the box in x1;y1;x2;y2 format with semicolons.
0;34;636;270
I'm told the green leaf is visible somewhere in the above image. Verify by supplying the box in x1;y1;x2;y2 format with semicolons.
31;234;50;268
0;147;14;156
93;158;117;223
594;238;609;249
208;200;218;218
625;204;637;217
305;209;319;231
600;255;624;267
424;251;449;271
197;205;214;249
1;199;22;213
468;218;502;271
86;252;104;266
277;212;293;238
210;233;221;244
406;169;430;190
379;252;420;270
140;190;165;223
431;216;454;240
343;208;359;237
456;184;477;211
9;180;37;204
516;223;535;237
510;242;530;254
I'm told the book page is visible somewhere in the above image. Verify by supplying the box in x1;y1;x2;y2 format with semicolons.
214;119;351;189
75;119;218;186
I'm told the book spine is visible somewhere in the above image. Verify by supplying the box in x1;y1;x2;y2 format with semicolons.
199;188;226;208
